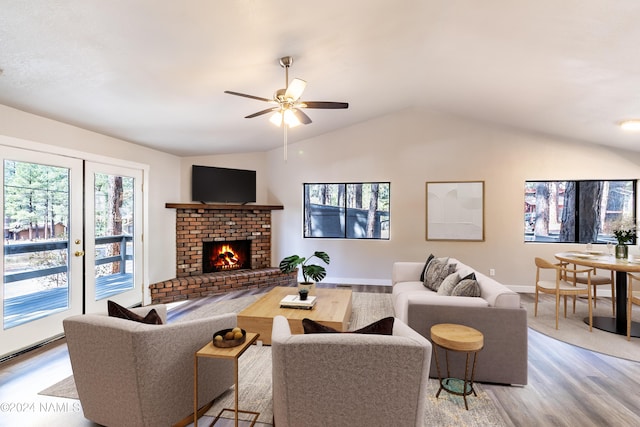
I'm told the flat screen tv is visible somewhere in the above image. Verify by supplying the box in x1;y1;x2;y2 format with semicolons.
191;165;256;204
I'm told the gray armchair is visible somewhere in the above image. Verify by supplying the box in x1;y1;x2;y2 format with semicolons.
271;315;432;427
63;305;235;427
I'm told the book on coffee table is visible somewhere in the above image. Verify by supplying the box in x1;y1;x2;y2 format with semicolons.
280;294;317;309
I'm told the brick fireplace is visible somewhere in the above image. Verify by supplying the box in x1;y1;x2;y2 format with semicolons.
149;203;296;304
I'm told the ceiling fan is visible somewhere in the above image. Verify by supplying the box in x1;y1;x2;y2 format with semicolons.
224;56;349;159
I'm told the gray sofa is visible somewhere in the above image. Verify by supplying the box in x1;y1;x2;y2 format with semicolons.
392;258;528;385
271;315;432;427
63;305;236;427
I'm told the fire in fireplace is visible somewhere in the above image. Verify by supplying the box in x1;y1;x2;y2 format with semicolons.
203;240;251;273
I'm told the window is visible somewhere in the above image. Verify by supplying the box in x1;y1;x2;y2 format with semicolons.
524;180;636;243
304;183;390;239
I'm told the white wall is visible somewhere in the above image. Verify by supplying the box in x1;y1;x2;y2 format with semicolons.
264;107;640;289
0;105;181;303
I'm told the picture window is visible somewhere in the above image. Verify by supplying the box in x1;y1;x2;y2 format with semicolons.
303;183;390;239
524;180;636;244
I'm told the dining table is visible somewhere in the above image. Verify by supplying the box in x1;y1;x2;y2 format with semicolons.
555;251;640;338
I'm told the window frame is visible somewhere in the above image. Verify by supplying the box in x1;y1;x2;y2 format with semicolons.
524;179;637;244
303;182;390;240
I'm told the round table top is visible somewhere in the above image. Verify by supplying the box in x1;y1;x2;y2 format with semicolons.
555;251;640;273
430;323;484;352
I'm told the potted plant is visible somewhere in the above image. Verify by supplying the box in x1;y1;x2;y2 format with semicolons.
612;220;637;259
279;251;330;293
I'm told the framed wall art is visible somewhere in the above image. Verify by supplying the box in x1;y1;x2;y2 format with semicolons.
426;181;485;241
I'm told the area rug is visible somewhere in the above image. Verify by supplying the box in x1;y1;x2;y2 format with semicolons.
522;293;640;362
41;291;506;426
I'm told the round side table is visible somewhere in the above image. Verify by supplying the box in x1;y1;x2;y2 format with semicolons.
430;323;484;410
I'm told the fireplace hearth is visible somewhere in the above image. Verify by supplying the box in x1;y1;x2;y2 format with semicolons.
203;240;251;273
151;204;295;304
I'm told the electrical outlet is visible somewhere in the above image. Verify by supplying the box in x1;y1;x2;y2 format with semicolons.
489;268;496;276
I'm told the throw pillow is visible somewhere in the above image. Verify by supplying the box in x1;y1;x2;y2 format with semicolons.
451;277;481;297
107;300;163;325
437;272;461;296
303;317;394;335
419;254;435;282
424;258;452;291
461;272;476;281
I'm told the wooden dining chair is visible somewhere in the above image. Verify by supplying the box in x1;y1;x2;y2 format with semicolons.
626;273;640;341
534;257;593;331
562;263;615;315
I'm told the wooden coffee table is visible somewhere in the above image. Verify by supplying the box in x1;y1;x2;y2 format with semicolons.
237;286;352;345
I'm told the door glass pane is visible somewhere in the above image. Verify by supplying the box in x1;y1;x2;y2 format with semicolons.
3;160;70;329
94;173;134;300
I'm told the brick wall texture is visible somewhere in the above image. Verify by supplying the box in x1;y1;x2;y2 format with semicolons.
150;207;296;304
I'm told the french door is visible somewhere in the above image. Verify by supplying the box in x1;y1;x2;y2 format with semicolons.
1;147;84;356
83;162;143;313
1;148;143;357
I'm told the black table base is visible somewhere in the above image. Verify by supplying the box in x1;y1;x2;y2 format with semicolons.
585;316;640;338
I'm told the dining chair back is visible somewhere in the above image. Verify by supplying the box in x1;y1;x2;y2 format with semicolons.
562;263;615;315
534;257;593;331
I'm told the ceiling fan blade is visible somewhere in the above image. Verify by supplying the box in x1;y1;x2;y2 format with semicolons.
245;107;278;119
301;101;349;109
292;108;312;125
224;90;272;103
284;78;307;101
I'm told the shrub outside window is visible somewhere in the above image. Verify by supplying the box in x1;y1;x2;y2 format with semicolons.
524;180;636;244
304;183;390;239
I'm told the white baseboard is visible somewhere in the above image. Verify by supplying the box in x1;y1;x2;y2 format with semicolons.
509;285;534;294
325;277;391;286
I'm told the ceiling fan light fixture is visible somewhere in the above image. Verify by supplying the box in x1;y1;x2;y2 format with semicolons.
269;109;301;128
269;111;283;127
619;119;640;131
283;109;301;127
284;78;307;102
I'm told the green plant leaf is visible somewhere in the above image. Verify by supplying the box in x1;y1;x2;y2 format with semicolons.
279;255;304;273
312;251;330;265
279;251;330;283
303;264;327;282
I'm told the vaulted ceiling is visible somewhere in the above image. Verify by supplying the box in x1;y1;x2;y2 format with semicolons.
1;1;640;156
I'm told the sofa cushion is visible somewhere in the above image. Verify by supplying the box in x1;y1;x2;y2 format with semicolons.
424;258;456;291
303;317;394;335
451;274;481;297
449;258;521;308
437;272;460;296
107;300;163;325
419;254;435;282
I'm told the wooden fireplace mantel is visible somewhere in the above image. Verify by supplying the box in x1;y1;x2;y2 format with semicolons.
165;203;283;211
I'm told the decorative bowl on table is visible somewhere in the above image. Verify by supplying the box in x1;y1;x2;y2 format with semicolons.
213;327;246;348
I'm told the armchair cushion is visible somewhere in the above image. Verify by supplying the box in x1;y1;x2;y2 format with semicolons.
107;300;163;325
302;316;394;335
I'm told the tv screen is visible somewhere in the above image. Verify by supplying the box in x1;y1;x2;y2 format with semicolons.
191;165;256;204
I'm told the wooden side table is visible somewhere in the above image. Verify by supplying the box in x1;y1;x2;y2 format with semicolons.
430;323;484;410
194;332;260;427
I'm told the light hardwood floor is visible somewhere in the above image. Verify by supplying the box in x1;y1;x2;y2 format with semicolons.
2;285;640;427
